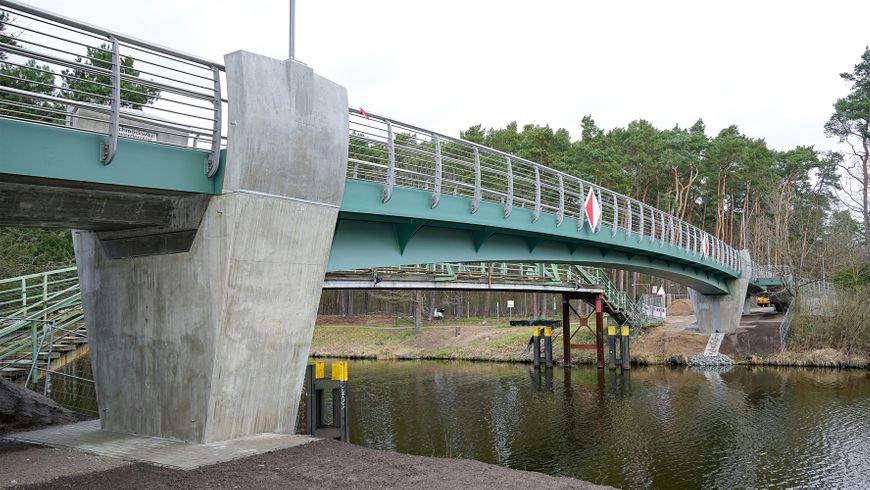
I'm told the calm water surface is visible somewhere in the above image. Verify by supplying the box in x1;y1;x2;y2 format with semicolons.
343;360;870;488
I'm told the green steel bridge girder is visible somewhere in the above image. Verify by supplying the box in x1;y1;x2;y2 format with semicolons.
2;120;742;296
329;180;737;296
0;119;224;194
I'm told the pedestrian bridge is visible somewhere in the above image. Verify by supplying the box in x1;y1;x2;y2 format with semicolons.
0;0;758;444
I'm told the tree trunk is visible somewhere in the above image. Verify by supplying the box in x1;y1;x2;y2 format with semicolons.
414;291;423;333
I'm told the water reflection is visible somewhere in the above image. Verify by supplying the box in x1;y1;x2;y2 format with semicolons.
345;360;870;488
529;366;553;392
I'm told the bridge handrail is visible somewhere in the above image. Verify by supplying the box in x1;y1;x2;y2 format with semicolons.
0;0;225;175
0;266;78;315
750;264;792;281
347;109;742;276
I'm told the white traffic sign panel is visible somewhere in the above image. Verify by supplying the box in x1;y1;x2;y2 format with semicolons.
584;188;601;232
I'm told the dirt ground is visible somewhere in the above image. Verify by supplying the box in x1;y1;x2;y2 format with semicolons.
631;315;709;363
6;438;606;489
667;298;694;316
0;442;130;488
313;309;870;368
0;379;83;436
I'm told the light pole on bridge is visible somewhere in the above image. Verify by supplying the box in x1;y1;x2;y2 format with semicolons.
289;0;296;60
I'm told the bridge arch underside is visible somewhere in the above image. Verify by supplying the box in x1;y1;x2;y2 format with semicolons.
328;182;735;295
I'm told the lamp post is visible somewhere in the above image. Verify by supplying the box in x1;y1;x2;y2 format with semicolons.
289;0;295;59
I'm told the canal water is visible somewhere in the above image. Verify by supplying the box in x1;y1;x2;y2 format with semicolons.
42;357;870;487
343;360;870;488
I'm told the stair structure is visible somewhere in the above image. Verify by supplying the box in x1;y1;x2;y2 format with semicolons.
0;266;87;384
1;262;648;385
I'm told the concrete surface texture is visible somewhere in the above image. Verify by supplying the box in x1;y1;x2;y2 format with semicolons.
5;420;316;470
688;250;752;333
73;51;349;443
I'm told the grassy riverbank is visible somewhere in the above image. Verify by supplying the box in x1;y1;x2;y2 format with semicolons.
311;314;870;369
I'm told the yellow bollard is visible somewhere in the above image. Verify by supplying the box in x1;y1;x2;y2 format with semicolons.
543;327;553;367
620;325;631;370
607;325;617;369
331;361;348;382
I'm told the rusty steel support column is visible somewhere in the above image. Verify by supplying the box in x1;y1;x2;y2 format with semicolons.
562;294;571;366
595;294;605;369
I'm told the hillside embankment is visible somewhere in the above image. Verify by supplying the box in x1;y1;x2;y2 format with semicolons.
312;303;870;369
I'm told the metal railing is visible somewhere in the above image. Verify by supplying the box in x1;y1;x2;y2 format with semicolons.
0;281;84;384
750;264;792;281
0;0;226;175
0;265;78;315
330;262;606;286
347;109;743;275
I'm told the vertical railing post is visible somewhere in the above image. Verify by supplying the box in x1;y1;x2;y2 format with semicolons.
638;204;644;242
650;207;656;244
504;156;513;218
471;147;481;213
29;322;37;385
596;188;602;233
21;277;26;307
660;212;666;246
431;135;442;208
577;181;585;230
382;120;396;203
626;200;633;240
206;66;222;177
556;175;564;226
611;193;618;237
43;321;55;396
102;36;120;164
532;165;541;222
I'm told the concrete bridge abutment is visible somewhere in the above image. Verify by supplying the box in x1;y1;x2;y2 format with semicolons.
689;250;752;334
73;52;348;443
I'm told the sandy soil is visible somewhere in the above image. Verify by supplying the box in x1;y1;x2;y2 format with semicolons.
667;298;694;316
12;438;607;489
631;315;709;363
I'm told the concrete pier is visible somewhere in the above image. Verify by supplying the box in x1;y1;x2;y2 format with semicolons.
689;250;752;333
73;52;348;443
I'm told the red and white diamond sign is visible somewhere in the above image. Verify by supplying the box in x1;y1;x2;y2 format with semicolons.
584;188;601;232
702;235;709;257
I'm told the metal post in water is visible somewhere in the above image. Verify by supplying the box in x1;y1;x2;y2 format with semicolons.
620;325;631;370
607;325;617;370
595;294;605;369
562;294;571;366
544;327;553;368
533;328;541;367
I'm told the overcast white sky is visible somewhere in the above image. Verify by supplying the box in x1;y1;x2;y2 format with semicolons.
27;0;870;152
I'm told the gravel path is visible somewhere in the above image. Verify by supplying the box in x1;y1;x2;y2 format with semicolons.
9;438;608;489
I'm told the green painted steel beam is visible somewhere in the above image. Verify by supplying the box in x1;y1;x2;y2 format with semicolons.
331;180;735;295
0;119;221;194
